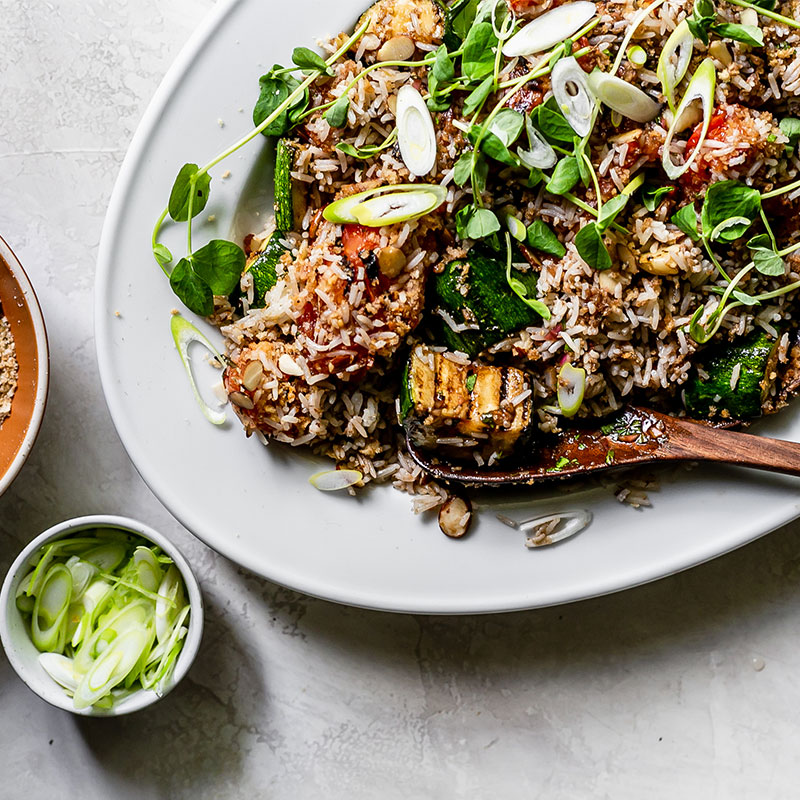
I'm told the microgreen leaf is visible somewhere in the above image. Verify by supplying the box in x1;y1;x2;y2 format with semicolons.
335;131;398;160
488;109;525;147
253;67;305;136
596;192;630;232
545;156;581;195
526;220;566;258
153;243;173;268
573;138;591;187
453;151;473;186
711;22;764;46
574;222;613;270
747;235;785;275
503;233;551;319
292;47;334;75
456;204;501;239
191;239;246;296
462;22;498;80
672;203;701;241
325;94;351;127
686;0;716;44
532;104;577;144
701;180;761;242
428;44;456;108
642;184;675;212
463;75;494;116
168;164;211;223
169;259;213;316
780;117;800;153
480;130;520;165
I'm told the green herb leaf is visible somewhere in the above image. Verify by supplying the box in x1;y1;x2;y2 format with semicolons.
463;75;494;116
574;222;613;270
456;204;501;239
169;258;213;316
597;193;630;232
335;131;398;160
747;235;785;276
526;167;544;188
701;180;761;242
191;239;246;296
465;373;477;392
642;184;675;212
532;104;577;144
672;203;701;241
325;94;351;127
687;0;716;45
253;67;305;136
780;117;800;153
428;43;456;104
480;130;520;166
153;243;173;268
573;138;591;187
168;164;211;222
292;47;334;75
711;22;764;46
526;219;566;258
462;22;498;80
472;154;489;195
488;109;525;146
545;156;581;195
453;151;474;186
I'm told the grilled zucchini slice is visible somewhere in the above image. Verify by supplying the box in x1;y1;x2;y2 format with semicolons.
431;250;543;357
244;231;287;308
683;330;778;420
402;344;534;459
274;139;306;232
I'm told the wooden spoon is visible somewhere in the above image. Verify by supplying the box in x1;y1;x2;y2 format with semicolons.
405;406;800;485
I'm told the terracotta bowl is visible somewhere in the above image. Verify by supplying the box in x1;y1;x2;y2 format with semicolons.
0;237;49;498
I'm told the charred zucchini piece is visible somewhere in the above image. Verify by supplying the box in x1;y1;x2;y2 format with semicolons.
245;231;287;308
683;330;778;420
402;344;534;458
274;139;306;232
431;251;542;357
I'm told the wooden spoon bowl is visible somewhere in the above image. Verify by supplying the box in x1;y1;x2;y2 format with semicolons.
0;237;49;498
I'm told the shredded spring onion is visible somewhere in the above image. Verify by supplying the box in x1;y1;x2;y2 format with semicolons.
627;45;647;66
656;20;694;113
518;114;558;168
662;58;717;180
502;1;597;57
611;0;667;75
171;314;227;425
396;84;437;177
587;71;661;122
21;530;192;710
551;57;597;137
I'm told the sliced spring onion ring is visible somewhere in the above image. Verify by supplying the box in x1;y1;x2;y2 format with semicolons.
557;362;587;418
506;215;527;242
517;115;557;169
662;58;717;180
39;653;80;693
396;84;437;177
627;45;647;66
81;541;127;573
155;565;185;644
351;186;447;227
656;20;694;113
170;314;227;426
65;557;97;601
551;57;597;138
586;71;661;122
502;1;597;57
31;565;73;653
611;0;667;75
324;184;443;224
133;547;163;594
309;469;363;491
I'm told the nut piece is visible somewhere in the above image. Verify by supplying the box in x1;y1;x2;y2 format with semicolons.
709;40;733;67
376;35;415;63
241;360;264;391
598;270;622;295
278;353;304;377
229;391;255;410
378;246;407;278
639;246;680;276
438;495;472;539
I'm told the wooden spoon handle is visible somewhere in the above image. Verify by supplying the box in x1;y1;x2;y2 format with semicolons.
663;417;800;478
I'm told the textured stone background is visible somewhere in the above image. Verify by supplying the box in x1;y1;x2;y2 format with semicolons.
2;1;800;797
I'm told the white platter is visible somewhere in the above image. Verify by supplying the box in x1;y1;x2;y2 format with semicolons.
95;0;800;613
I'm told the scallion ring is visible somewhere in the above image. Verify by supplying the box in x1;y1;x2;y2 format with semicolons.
557;362;587;417
502;1;597;57
396;84;437;177
662;58;717;180
586;71;661;122
656;20;694;113
551;57;597;138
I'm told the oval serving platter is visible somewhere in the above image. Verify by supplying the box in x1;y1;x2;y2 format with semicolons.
95;0;800;613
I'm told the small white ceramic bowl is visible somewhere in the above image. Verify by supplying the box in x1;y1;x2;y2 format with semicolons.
0;515;204;716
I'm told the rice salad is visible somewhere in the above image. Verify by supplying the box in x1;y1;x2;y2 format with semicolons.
153;0;800;521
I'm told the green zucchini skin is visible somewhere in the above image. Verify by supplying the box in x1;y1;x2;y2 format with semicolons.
274;139;296;232
431;250;542;357
683;330;778;420
246;230;287;308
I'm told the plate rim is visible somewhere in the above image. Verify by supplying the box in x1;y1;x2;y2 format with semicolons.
94;0;800;614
